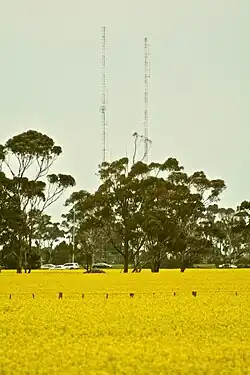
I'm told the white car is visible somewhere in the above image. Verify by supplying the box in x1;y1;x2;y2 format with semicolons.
63;263;79;270
92;262;112;269
41;264;55;269
53;265;65;270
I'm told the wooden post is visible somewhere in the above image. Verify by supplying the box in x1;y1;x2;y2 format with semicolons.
59;292;63;299
130;293;134;298
106;293;108;299
32;293;35;299
9;294;11;299
192;291;197;297
82;293;84;299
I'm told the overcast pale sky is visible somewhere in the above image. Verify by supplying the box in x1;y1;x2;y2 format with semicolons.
0;0;250;220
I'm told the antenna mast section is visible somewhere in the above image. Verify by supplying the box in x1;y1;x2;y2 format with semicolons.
144;37;151;163
100;26;107;164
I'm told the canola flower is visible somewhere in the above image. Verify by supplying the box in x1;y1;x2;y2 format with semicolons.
0;269;250;374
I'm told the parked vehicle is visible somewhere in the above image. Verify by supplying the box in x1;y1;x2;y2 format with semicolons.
92;262;112;269
218;264;237;269
53;265;65;270
41;264;55;269
63;263;79;270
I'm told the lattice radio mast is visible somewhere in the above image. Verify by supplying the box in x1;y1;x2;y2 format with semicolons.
144;37;151;163
100;26;107;164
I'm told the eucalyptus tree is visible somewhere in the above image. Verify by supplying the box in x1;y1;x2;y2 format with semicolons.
65;158;156;272
0;130;75;272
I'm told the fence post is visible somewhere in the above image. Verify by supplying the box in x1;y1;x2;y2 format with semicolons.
106;293;108;299
130;293;134;298
59;292;63;299
192;291;197;297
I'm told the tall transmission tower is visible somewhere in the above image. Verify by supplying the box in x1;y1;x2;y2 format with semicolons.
100;26;107;164
143;37;151;163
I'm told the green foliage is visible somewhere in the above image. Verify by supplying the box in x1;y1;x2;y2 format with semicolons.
2;129;250;273
63;156;228;272
51;242;71;265
4;130;62;158
0;130;75;272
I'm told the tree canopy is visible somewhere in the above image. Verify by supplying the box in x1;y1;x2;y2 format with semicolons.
0;130;75;272
1;129;250;273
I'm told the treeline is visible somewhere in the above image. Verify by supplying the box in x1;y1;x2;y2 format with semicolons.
1;130;250;273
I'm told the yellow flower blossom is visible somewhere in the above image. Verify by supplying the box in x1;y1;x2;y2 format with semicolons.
0;269;250;374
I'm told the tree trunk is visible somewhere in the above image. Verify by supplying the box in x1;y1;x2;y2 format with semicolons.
123;228;129;273
16;240;22;273
151;260;160;273
28;257;32;273
180;259;188;272
124;254;129;273
24;252;27;273
132;267;141;273
86;251;92;272
133;250;140;270
26;226;33;274
16;257;22;273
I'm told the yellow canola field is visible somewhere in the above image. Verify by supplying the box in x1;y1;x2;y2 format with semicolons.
1;269;250;375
